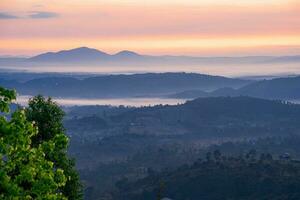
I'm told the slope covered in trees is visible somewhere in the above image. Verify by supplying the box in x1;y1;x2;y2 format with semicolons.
168;76;300;100
0;73;250;98
65;96;300;139
114;151;300;200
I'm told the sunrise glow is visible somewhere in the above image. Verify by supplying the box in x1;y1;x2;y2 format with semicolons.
1;0;299;56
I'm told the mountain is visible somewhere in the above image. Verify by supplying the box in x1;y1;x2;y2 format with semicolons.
113;50;142;59
0;73;250;98
64;96;300;145
110;96;300;137
2;72;300;100
27;48;300;65
167;89;209;98
1;47;300;67
64;96;300;198
28;47;110;62
237;76;300;99
168;76;300;100
65;96;300;138
167;87;237;99
114;152;300;200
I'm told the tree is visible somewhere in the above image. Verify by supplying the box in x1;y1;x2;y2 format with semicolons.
156;181;165;200
26;95;83;200
0;87;67;199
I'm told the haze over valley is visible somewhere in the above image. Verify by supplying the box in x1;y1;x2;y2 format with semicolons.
1;47;300;77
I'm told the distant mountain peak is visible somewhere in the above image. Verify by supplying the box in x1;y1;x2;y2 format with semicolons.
29;47;110;62
56;47;108;55
114;50;141;57
28;47;145;62
75;46;91;50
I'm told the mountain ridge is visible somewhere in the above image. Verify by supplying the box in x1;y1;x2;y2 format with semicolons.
168;76;300;100
22;47;300;65
0;72;250;98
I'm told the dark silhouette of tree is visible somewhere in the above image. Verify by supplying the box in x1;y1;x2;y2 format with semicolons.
156;181;165;200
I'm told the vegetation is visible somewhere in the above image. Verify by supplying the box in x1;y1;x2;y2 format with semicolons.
75;135;300;199
0;72;249;98
1;81;300;199
114;150;300;200
26;95;83;200
0;87;67;199
63;97;300;199
169;76;300;100
65;96;300;138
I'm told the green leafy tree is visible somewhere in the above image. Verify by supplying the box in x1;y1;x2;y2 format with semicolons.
0;87;67;199
26;95;83;200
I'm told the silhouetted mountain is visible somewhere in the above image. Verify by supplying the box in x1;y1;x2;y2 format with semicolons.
168;76;300;100
1;47;300;67
114;152;300;200
0;73;250;98
28;47;144;63
65;96;300;138
110;96;300;137
113;50;142;59
28;47;110;62
167;89;209;98
238;76;300;99
211;87;237;96
168;87;237;99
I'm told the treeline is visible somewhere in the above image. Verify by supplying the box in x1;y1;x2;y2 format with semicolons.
114;150;300;200
65;96;300;139
0;73;249;98
78;135;300;199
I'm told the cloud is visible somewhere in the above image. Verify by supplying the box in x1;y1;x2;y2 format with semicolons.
0;11;59;20
0;12;19;19
29;11;59;19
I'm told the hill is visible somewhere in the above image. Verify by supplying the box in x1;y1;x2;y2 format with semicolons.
65;96;300;138
0;73;250;98
238;76;300;99
1;47;300;68
114;152;300;200
26;48;300;65
28;47;110;62
64;97;300;198
168;76;300;100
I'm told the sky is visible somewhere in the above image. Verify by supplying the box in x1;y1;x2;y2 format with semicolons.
0;0;300;56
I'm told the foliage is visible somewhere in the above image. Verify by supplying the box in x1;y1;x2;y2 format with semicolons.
65;96;300;139
0;87;67;199
26;95;83;200
115;151;300;200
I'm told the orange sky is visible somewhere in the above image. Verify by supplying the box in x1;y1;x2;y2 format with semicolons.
0;0;300;56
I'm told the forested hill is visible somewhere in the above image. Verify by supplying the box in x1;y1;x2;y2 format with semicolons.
0;73;250;98
114;152;300;200
237;76;300;99
169;76;300;100
65;96;300;138
64;96;300;199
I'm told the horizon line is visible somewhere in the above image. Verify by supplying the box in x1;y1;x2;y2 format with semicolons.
2;46;300;58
